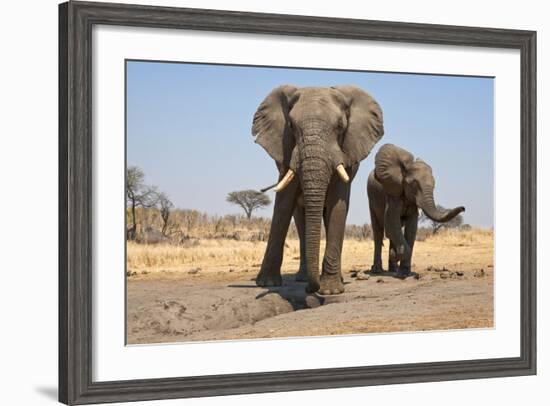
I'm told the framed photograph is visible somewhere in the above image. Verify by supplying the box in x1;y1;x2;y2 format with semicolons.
59;1;536;404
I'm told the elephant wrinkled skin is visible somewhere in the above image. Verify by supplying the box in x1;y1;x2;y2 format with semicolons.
253;85;384;294
367;143;465;278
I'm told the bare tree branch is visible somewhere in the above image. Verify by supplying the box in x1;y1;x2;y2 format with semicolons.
157;192;174;237
126;166;160;239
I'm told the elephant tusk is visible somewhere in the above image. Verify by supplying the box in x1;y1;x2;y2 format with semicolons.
259;182;278;193
274;170;295;192
336;164;350;183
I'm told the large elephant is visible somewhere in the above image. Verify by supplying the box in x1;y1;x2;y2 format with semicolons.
367;143;465;277
253;85;384;294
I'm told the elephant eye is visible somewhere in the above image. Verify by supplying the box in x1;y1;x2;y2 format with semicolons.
405;176;418;189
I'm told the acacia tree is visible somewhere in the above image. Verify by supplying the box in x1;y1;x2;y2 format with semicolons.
420;204;464;235
226;190;271;219
158;192;174;237
126;166;159;240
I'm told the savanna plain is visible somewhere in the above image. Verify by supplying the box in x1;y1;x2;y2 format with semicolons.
126;218;493;344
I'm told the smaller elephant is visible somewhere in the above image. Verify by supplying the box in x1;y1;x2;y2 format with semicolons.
367;143;465;278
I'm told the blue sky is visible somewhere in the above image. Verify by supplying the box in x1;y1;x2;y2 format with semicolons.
127;61;494;227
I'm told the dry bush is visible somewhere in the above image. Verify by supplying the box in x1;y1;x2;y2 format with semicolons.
414;226;491;243
415;227;432;242
424;227;493;246
127;208;272;243
128;207;374;244
345;223;372;240
127;206;490;252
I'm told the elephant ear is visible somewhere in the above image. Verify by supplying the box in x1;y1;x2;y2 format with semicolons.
333;85;384;166
252;85;298;167
374;143;415;197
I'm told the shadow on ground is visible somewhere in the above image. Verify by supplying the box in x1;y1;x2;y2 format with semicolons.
364;270;420;280
228;274;329;311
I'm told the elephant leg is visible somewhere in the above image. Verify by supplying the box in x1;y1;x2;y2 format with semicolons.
398;211;418;278
255;176;299;287
384;196;411;262
319;177;349;295
388;240;398;273
369;202;384;274
293;205;308;282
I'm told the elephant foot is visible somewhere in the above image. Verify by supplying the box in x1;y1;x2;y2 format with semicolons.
305;279;320;294
255;269;282;287
388;262;398;273
396;266;411;279
370;263;384;274
318;273;345;295
294;266;308;282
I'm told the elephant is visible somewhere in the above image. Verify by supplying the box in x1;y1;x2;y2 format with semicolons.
367;143;465;278
252;85;384;294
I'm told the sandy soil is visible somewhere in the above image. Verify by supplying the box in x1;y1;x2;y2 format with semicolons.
127;230;494;344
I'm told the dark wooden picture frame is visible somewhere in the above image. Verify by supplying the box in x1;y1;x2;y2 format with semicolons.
59;1;537;404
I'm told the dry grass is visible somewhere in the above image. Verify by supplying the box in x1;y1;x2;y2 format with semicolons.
342;227;492;276
127;228;493;277
127;239;274;272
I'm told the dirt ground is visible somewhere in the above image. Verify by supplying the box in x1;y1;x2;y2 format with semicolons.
126;229;494;344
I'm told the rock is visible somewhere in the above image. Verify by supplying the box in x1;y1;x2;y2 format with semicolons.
356;273;370;281
474;269;486;278
440;272;449;279
229;269;234;273
305;295;324;308
350;271;358;278
376;278;384;283
413;273;421;280
188;268;200;274
426;266;450;273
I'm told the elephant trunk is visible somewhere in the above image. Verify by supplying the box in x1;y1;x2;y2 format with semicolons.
300;130;332;293
417;186;465;223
